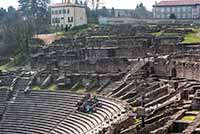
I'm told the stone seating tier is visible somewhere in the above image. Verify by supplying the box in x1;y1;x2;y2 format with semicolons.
0;90;126;134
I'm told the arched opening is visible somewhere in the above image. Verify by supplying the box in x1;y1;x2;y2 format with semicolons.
171;68;177;78
150;67;155;74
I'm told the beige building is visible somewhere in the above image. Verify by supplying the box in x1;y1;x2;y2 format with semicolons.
153;0;200;19
50;1;87;28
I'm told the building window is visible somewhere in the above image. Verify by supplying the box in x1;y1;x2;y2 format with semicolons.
67;9;70;14
52;10;54;14
188;7;192;12
63;9;66;14
182;7;186;12
180;7;183;12
61;17;64;20
59;10;62;14
185;14;188;18
167;14;170;18
161;8;165;13
172;7;175;12
71;17;73;22
53;18;60;23
68;17;73;22
182;14;186;18
177;7;181;12
188;14;192;18
57;18;60;23
55;10;58;14
167;7;170;12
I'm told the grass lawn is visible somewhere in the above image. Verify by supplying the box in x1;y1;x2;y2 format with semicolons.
152;31;162;36
181;115;196;122
0;60;17;72
52;23;98;38
152;28;200;44
191;110;200;113
182;32;200;43
32;86;41;91
56;31;65;36
0;54;25;72
48;84;57;91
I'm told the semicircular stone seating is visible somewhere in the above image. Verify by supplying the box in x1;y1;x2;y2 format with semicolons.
0;90;127;134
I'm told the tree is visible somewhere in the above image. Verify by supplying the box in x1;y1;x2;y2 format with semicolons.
18;0;50;33
0;6;35;61
75;0;79;4
139;3;145;9
7;6;16;14
98;6;109;17
133;3;152;19
111;7;115;17
80;0;83;5
0;8;7;22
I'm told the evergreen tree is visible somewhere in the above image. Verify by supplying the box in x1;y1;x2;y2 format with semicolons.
18;0;49;19
98;6;109;17
18;0;50;33
133;3;152;19
111;7;115;17
75;0;79;4
0;8;7;22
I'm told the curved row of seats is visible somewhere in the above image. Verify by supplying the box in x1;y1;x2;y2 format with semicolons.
51;97;125;134
0;88;8;117
0;90;126;134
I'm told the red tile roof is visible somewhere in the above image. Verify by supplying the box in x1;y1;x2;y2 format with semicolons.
155;0;200;6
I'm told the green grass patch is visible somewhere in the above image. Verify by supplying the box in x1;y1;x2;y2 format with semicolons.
191;110;200;113
182;32;200;43
152;31;179;36
71;82;87;93
181;115;196;122
0;59;17;72
76;87;87;93
48;84;57;91
32;86;41;91
152;28;200;44
0;53;25;72
52;24;98;37
181;28;200;43
71;86;87;93
56;31;65;36
152;31;162;36
135;118;141;124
